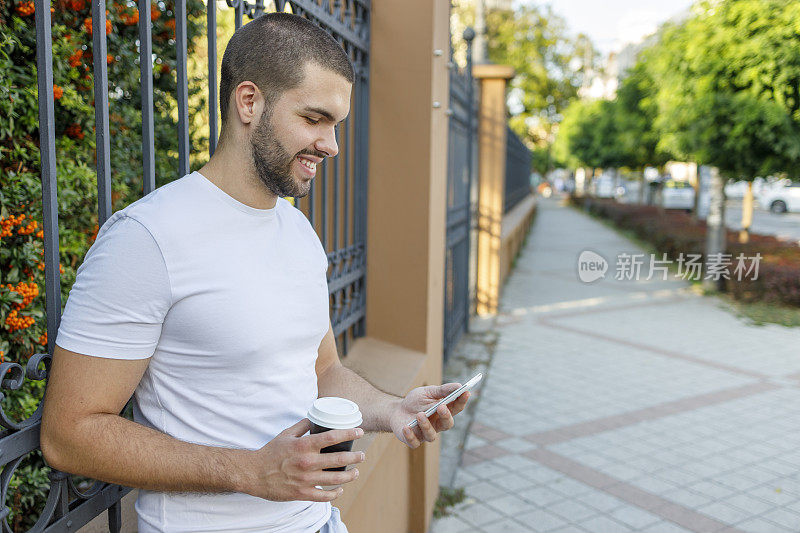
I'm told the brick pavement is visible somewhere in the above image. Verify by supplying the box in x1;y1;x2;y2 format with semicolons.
431;197;800;533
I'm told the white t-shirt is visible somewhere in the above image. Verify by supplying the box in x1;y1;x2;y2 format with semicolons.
56;171;332;532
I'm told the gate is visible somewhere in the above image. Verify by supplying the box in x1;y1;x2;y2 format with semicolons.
3;0;369;530
443;30;476;358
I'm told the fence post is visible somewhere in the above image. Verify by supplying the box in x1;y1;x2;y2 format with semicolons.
473;64;515;316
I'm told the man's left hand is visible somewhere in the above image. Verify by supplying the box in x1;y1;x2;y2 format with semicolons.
390;384;470;448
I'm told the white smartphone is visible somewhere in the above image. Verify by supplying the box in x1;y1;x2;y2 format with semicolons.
407;372;483;428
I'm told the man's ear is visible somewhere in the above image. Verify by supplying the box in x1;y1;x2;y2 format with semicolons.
234;81;261;126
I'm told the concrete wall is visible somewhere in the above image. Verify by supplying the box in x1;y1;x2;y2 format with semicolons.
500;194;536;287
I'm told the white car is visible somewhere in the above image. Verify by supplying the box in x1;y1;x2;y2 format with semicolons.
660;179;695;210
591;175;624;199
759;181;800;213
725;178;765;199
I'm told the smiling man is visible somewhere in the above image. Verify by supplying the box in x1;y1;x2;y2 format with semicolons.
40;13;470;533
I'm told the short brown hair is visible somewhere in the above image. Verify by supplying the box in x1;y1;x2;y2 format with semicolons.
219;13;354;133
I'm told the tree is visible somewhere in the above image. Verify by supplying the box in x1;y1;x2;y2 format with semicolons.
451;1;600;151
644;0;800;241
552;98;622;180
486;5;600;148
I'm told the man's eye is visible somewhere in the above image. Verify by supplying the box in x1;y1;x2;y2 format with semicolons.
305;117;320;125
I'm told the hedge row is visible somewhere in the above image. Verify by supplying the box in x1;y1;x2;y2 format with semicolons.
570;196;800;307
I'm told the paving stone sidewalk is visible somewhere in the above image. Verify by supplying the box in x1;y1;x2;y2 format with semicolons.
431;197;800;533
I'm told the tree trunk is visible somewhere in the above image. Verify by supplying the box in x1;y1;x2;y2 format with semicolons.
690;163;700;222
703;166;727;292
739;181;753;243
638;171;646;204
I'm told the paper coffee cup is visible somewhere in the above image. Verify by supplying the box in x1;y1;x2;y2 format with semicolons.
307;397;363;471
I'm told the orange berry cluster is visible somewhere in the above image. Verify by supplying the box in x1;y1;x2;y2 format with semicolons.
53;84;63;100
69;0;85;9
6;282;40;309
17;219;38;236
37;332;48;346
69;49;83;67
5;310;35;332
15;1;34;16
84;16;113;35
1;214;26;238
120;10;139;25
3;282;40;333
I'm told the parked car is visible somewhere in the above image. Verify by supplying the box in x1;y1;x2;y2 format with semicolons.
660;179;695;210
725;178;765;199
590;175;625;199
758;181;800;213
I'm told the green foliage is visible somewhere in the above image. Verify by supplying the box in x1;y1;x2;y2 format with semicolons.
554;0;800;183
451;0;600;150
642;0;800;179
553;98;620;169
485;5;600;146
1;0;207;528
613;62;668;170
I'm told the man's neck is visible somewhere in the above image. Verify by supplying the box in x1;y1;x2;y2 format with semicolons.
197;141;278;210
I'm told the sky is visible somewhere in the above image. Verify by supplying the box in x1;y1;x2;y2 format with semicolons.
523;0;694;56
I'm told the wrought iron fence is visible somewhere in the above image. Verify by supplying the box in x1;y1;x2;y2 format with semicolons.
504;126;532;213
6;0;370;530
443;30;477;359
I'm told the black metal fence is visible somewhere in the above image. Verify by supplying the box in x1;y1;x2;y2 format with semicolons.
6;0;370;530
443;31;477;359
504;126;532;213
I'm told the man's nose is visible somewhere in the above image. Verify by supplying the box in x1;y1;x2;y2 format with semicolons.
315;126;339;158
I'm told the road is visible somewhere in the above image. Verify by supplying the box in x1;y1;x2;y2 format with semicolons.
720;200;800;244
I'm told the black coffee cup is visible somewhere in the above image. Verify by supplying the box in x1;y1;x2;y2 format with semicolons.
307;397;363;472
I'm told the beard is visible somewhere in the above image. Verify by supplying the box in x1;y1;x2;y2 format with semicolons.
250;108;322;199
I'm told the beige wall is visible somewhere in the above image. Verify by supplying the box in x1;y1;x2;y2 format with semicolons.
500;194;536;287
340;0;452;531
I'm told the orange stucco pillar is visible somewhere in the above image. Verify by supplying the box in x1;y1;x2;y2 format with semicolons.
362;1;451;532
473;64;515;316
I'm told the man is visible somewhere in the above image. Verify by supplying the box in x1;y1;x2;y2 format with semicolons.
40;13;470;533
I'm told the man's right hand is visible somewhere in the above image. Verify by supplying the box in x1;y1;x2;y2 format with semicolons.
240;418;365;502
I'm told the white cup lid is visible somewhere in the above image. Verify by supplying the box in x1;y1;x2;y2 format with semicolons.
307;397;363;430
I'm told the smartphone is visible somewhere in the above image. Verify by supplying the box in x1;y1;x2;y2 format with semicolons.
407;372;483;428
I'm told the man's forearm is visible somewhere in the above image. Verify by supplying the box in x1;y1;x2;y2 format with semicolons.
317;365;402;432
43;413;252;495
